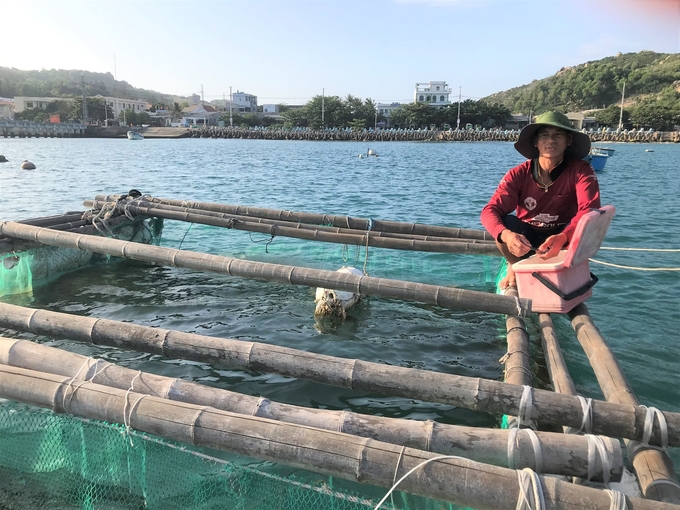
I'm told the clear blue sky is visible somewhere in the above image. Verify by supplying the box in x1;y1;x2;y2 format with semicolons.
2;0;679;105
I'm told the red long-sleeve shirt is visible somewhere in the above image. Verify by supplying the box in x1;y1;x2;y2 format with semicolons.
480;159;601;243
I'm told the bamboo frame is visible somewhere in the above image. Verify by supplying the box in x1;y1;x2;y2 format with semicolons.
569;304;680;504
83;199;499;255
93;194;493;240
0;302;677;447
0;364;673;510
0;336;622;482
0;221;530;316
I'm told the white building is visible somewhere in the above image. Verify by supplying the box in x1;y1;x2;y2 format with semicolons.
181;104;221;126
93;95;148;120
262;104;278;114
377;102;402;119
232;91;257;112
414;82;451;106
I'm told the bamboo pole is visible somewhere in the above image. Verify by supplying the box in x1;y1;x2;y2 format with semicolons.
569;304;680;504
93;194;493;240
0;302;677;447
0;337;622;482
83;199;499;256
0;364;673;510
0;221;530;316
502;288;533;428
86;198;496;246
539;314;577;396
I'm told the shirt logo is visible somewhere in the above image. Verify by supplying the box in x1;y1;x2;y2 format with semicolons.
524;197;537;210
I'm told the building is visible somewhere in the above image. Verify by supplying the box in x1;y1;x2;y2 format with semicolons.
0;99;14;120
262;104;278;114
181;104;221;126
566;112;598;131
414;82;451;106
376;102;402;120
92;95;148;120
232;91;257;112
505;114;531;130
13;96;63;113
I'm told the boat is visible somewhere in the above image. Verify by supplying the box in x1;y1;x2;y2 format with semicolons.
586;148;609;171
591;146;615;157
127;130;144;140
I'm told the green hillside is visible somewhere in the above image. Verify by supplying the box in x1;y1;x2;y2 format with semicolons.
0;67;172;105
482;51;680;129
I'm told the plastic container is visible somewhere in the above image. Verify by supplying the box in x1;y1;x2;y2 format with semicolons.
512;205;616;313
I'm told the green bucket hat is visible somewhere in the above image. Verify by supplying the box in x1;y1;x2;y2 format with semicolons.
514;111;591;160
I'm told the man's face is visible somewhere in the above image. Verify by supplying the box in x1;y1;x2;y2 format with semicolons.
534;127;572;159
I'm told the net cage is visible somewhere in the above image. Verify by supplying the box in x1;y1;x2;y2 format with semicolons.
0;400;457;510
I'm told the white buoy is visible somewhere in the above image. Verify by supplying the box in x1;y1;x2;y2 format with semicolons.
20;160;36;170
314;266;364;318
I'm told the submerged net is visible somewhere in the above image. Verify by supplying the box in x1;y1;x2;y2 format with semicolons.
0;401;457;510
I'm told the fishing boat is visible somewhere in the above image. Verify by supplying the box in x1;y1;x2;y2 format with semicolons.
586;148;609;171
127;130;144;140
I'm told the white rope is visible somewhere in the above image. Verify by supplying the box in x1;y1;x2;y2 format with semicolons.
516;467;545;510
374;455;465;509
586;434;612;487
641;406;668;449
62;358;108;410
390;446;406;510
507;429;543;473
578;396;593;434
122;371;144;446
589;258;680;271
600;246;680;252
518;385;534;428
604;489;628;510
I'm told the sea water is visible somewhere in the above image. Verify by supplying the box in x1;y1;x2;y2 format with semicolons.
0;137;679;468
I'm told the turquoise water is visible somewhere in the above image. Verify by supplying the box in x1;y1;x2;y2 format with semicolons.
0;137;679;467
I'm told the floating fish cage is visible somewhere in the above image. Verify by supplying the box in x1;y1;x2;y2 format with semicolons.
0;193;678;510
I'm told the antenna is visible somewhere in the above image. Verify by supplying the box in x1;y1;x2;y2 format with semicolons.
114;54;117;81
81;75;88;124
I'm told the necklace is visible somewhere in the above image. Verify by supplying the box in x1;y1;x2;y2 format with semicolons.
536;174;554;193
535;159;562;193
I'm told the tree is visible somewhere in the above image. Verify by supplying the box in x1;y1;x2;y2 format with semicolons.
594;105;629;128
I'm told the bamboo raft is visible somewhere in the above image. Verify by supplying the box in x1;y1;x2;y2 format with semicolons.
0;192;679;509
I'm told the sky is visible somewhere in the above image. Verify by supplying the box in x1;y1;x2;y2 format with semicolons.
1;0;679;105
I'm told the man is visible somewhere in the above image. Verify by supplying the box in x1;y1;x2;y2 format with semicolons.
480;111;600;289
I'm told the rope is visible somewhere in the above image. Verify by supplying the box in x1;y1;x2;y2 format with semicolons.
122;371;145;446
516;468;545;510
600;246;680;252
507;429;543;473
178;222;193;250
644;478;680;492
568;396;593;435
390;446;406;510
589;258;680;271
518;385;534;428
604;489;628;510
374;455;464;510
641;406;668;449
586;434;612;487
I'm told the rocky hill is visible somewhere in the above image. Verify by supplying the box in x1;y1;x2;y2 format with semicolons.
483;51;680;114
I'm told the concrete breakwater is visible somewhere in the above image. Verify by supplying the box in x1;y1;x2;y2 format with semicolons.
0;120;87;138
191;126;680;143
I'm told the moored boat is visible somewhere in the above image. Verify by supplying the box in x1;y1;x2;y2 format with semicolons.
127;130;144;140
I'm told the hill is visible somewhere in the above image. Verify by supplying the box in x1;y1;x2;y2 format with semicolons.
483;51;680;115
0;67;175;105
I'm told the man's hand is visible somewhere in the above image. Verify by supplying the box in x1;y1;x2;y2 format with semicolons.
537;233;568;259
500;230;533;258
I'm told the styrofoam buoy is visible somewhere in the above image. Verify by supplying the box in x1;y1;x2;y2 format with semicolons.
20;160;36;170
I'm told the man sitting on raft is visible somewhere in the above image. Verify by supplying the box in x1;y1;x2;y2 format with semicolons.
480;111;601;289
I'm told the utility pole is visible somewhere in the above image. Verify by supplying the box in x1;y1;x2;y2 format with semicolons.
81;75;88;124
456;86;461;129
618;80;626;131
322;88;325;128
374;110;378;129
114;53;117;81
201;84;204;104
229;86;233;127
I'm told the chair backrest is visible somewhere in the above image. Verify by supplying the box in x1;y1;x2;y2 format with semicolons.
563;205;616;267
